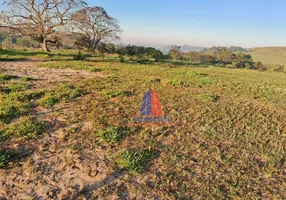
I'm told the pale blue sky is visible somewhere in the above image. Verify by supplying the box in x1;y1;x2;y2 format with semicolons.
86;0;286;47
1;0;286;47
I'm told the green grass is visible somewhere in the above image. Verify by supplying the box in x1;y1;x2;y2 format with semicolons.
8;83;29;92
101;89;130;98
57;84;83;100
116;149;155;173
20;76;33;82
0;50;285;199
39;93;59;107
198;92;219;102
0;150;16;168
6;116;45;139
97;126;130;144
0;74;17;82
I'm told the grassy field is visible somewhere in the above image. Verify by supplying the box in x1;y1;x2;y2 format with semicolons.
0;49;285;199
250;47;286;67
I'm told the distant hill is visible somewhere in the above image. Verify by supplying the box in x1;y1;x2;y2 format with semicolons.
249;47;286;66
200;46;249;54
141;44;205;54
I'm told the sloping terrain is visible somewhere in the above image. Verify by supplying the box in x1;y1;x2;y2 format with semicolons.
250;47;286;66
0;56;285;199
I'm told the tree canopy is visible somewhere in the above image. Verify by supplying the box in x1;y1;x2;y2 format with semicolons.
0;0;87;51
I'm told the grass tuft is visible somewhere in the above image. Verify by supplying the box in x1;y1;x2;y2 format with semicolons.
0;150;14;168
101;89;130;98
39;93;59;107
199;93;219;102
6;116;45;139
97;126;130;144
0;74;17;82
116;149;155;173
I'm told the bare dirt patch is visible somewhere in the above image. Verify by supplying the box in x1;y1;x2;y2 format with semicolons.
0;61;127;199
0;61;103;90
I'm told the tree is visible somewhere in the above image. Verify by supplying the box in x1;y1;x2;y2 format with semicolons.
168;45;182;60
144;47;164;62
71;6;122;52
0;0;86;52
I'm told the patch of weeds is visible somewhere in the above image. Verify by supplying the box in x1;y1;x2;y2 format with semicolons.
199;93;219;102
73;52;86;61
8;91;45;102
0;86;10;94
57;84;83;101
0;97;30;124
195;78;213;88
163;79;186;87
0;150;16;168
7;116;45;139
39;93;59;107
9;83;29;92
97;126;130;144
0;74;17;82
116;149;155;173
20;76;33;82
0;127;8;140
87;67;102;72
187;71;208;78
101;89;130;98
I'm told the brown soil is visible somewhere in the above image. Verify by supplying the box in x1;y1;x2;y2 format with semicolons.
0;62;130;199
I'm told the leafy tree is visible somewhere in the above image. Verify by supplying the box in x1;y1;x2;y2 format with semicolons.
71;6;122;52
215;49;235;64
0;0;86;52
144;47;164;61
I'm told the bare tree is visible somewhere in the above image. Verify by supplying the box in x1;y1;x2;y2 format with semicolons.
169;45;182;60
0;0;86;52
71;6;122;52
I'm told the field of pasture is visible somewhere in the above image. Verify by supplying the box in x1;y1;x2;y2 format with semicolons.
0;49;285;199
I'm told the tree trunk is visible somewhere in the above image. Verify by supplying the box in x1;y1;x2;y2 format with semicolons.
92;39;100;53
41;39;50;52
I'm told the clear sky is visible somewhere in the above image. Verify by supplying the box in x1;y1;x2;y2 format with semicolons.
1;0;285;47
83;0;286;48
